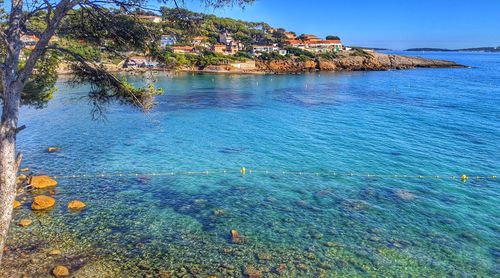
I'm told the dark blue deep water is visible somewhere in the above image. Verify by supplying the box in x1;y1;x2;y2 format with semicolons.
10;52;500;276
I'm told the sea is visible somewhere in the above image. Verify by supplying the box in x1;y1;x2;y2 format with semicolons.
8;52;500;276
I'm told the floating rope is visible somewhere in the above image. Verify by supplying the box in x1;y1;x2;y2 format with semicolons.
48;168;497;183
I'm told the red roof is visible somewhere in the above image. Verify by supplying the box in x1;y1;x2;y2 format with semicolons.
286;39;342;46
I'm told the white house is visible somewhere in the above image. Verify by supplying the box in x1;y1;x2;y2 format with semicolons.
252;45;287;56
124;56;159;68
219;32;234;45
161;35;177;48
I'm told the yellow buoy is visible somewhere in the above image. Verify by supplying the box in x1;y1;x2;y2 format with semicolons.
240;167;246;175
461;174;468;183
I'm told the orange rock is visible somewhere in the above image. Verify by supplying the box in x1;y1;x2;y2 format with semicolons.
30;176;58;189
67;200;86;211
52;265;70;277
243;266;261;278
13;200;22;209
49;249;62;256
47;147;61;153
230;229;245;244
31;195;56;210
18;219;33;227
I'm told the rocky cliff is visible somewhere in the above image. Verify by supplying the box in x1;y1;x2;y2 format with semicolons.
256;52;466;73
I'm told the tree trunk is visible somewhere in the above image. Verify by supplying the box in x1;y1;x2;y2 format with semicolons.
0;83;20;263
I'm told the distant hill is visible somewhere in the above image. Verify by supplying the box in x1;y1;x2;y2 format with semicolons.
406;47;500;52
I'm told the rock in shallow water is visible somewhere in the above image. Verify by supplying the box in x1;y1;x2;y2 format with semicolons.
49;249;62;256
52;265;70;277
230;229;245;244
68;200;86;211
47;147;62;153
30;176;58;189
243;266;262;278
31;195;56;210
393;189;416;201
18;219;32;227
13;200;22;209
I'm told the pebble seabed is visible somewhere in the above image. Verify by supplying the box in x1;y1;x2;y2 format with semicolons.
2;173;499;277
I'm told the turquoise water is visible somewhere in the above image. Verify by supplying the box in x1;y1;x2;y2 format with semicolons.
12;52;500;276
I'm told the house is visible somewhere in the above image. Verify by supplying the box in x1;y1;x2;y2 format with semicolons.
124;56;159;68
284;32;297;40
211;44;227;54
267;28;276;34
306;39;343;52
227;40;244;54
161;35;177;48
192;36;209;47
219;32;234;45
300;34;321;41
252;45;286;56
20;34;39;47
137;15;162;23
171;46;197;54
285;39;343;53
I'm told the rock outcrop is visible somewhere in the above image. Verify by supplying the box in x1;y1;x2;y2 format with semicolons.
31;195;56;210
67;200;86;210
30;176;58;189
256;52;465;73
52;265;70;277
18;219;33;227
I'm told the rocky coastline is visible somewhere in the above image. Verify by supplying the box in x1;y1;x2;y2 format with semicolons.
58;52;467;76
255;52;467;73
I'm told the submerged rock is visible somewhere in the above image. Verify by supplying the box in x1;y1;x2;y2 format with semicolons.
30;176;58;189
256;252;272;261
52;265;70;277
393;189;416;201
31;195;56;210
47;147;62;153
230;229;245;244
243;266;262;278
18;219;33;227
49;249;62;256
274;264;287;275
68;200;86;211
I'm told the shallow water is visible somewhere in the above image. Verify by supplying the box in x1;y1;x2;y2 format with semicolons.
10;52;500;276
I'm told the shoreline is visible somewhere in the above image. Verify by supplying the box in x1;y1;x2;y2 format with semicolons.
57;52;467;76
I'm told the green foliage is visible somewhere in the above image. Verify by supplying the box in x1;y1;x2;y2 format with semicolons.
326;35;340;40
257;51;285;61
159;7;272;47
21;52;60;108
319;51;339;60
58;9;160;52
234;51;253;59
351;48;373;58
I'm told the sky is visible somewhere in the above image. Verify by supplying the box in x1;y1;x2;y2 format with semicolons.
167;0;500;50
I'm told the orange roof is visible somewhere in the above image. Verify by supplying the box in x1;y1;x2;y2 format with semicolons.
192;36;208;40
286;39;342;45
172;46;195;51
21;34;39;41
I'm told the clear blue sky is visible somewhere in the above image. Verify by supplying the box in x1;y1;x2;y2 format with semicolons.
166;0;500;49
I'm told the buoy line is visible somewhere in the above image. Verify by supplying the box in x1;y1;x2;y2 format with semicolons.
47;168;498;183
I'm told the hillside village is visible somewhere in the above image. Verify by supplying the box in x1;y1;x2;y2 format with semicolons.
20;8;351;72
